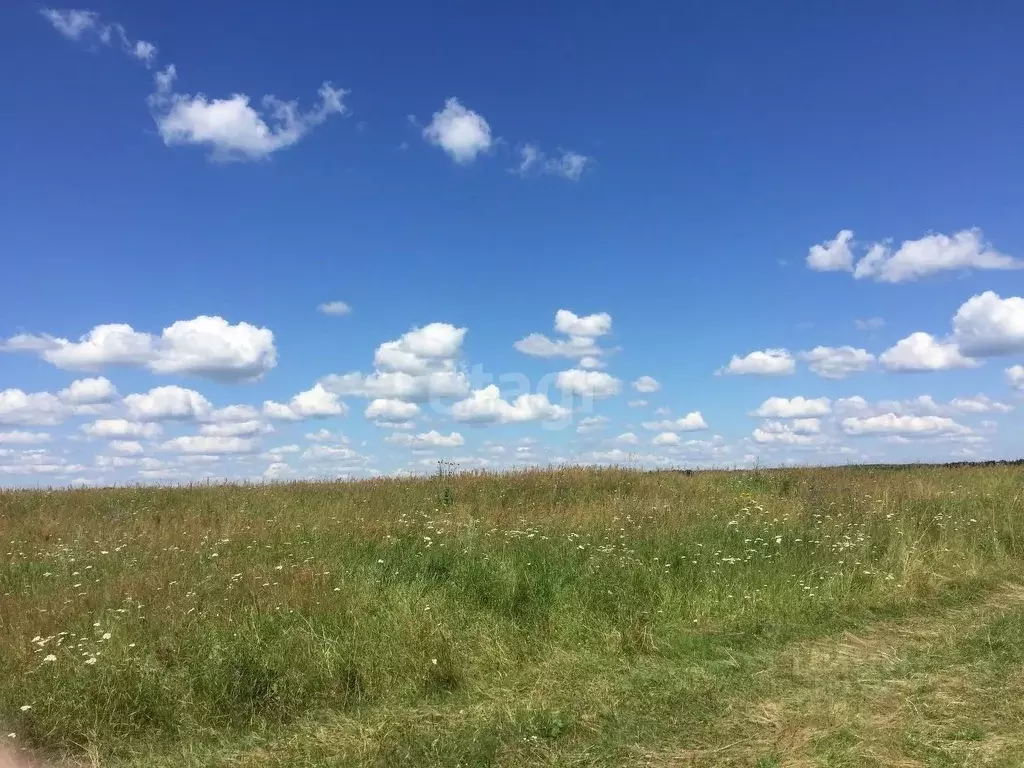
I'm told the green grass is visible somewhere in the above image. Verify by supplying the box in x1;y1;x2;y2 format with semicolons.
2;464;1023;766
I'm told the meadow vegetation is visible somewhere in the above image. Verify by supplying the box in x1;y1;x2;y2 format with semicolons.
2;464;1023;766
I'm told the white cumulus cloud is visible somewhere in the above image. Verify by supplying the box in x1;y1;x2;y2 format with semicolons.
1008;365;1024;392
879;332;977;372
422;98;493;163
161;435;260;454
82;419;162;440
841;413;972;437
808;228;1019;282
149;64;348;162
58;377;118;405
652;432;680;446
364;398;420;424
0;389;68;426
386;430;464;449
321;370;470;402
753;396;832;418
556;369;621;398
950;292;1024;357
374;322;466;374
3;315;276;382
632;375;661;393
107;440;144;455
554;310;612;337
854;229;1019;283
451;385;569;424
318;301;352;316
515;310;614;363
807;229;855;272
198;420;268;438
264;384;347;421
641;412;708;432
125;386;213;421
718;349;795;376
576;415;610;434
800;346;874;379
0;431;52;445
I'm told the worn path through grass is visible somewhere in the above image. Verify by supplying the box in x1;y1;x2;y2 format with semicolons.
644;581;1024;767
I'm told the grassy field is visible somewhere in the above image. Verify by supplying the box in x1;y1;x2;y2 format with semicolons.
2;464;1024;767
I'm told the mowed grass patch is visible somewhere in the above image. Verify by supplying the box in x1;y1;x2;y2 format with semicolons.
1;464;1023;766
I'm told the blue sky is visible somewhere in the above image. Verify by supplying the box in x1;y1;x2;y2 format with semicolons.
1;1;1023;485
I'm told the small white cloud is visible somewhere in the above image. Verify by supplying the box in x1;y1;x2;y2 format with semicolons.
614;432;639;445
576;415;610;434
799;346;874;379
554;310;612;337
515;310;614;363
263;461;295;480
717;349;795;376
386;430;464;449
545;150;590;181
374;322;466;374
807;229;855;272
556;369;621;398
41;8;158;66
855;317;885;331
131;40;156;64
946;395;1012;414
305;429;348;443
264;384;347;421
58;376;118;405
150;66;348;162
514;333;602;360
632;376;661;393
641;412;708;432
318;301;352;316
1008;365;1024;392
451;385;569;424
40;8;99;39
198;420;268;438
109;440;144;455
422;98;493;163
753;396;832;419
82;419;162;440
125;386;212;421
652;432;680;446
879;332;977;372
759;418;821;435
751;426;817;445
514;144;591;181
208;404;260;423
364;398;420;424
300;444;363;462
